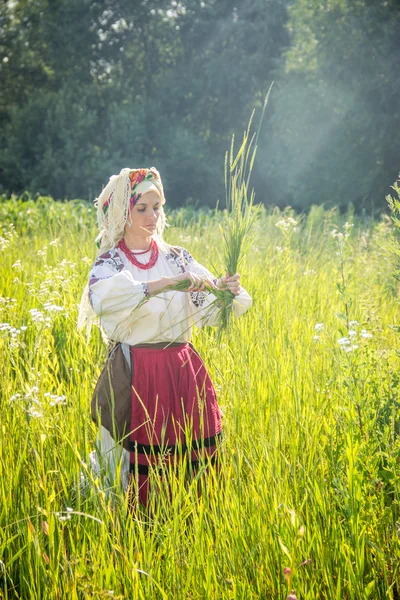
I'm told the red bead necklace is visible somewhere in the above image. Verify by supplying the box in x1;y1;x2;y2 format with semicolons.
118;238;159;270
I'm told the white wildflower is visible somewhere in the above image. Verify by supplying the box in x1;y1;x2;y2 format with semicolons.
49;238;60;247
27;407;43;418
43;304;64;312
343;222;354;231
360;330;373;339
314;323;324;331
0;237;10;251
345;344;359;353
29;309;45;323
348;330;357;337
49;394;67;406
349;320;359;327
12;260;22;269
338;337;351;346
276;217;298;230
313;335;320;341
10;393;22;402
58;515;71;522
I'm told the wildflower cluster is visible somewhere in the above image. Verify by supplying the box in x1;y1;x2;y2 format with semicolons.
55;507;74;522
337;321;373;352
9;386;67;418
331;221;354;238
0;323;28;337
37;246;48;258
330;221;354;255
276;217;298;232
0;223;17;251
313;322;324;341
312;321;374;352
0;296;28;348
28;303;66;328
15;258;76;309
0;296;17;309
44;392;67;406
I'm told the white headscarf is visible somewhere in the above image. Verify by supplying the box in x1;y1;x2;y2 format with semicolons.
77;166;168;337
95;167;167;252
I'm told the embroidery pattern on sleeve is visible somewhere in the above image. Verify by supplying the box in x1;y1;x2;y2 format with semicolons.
190;278;218;308
165;246;195;273
190;290;207;307
165;246;215;308
141;282;150;298
93;249;125;272
88;249;125;307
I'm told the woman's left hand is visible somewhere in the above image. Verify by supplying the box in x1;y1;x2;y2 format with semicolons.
217;273;241;296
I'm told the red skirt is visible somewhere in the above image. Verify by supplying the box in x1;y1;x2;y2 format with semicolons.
128;343;222;506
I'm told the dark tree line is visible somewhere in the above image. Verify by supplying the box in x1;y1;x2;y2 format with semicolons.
1;0;399;211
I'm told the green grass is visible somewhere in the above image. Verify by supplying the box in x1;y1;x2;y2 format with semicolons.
1;195;400;599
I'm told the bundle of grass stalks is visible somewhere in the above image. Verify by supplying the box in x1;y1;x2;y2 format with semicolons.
167;86;272;336
216;84;272;333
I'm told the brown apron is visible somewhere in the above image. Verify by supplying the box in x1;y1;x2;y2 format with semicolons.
91;341;187;451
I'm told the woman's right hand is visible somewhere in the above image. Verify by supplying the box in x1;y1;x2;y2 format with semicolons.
169;271;216;292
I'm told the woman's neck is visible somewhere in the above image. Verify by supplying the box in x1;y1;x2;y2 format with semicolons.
123;232;153;251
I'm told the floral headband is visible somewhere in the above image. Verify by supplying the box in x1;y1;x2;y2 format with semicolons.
102;167;160;215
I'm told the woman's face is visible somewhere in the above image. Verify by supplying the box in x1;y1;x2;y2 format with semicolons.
125;191;164;238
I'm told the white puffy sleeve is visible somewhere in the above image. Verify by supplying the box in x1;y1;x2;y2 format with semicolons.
88;249;150;336
172;247;252;328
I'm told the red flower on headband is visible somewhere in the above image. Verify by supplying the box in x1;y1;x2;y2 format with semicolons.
129;169;148;188
128;168;159;210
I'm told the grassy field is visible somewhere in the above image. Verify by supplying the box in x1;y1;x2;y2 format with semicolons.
1;195;400;599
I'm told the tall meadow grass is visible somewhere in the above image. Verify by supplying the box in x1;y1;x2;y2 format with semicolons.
1;195;400;599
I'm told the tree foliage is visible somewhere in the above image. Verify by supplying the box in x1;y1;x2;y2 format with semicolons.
0;0;398;210
263;0;400;210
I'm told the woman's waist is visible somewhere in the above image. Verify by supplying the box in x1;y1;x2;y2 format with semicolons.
130;341;188;350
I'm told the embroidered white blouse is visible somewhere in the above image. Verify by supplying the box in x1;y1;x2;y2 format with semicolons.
88;243;252;344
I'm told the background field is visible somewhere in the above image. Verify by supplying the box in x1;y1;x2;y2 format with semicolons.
1;196;400;599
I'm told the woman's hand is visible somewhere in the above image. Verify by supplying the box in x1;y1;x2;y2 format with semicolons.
217;273;241;296
169;271;217;292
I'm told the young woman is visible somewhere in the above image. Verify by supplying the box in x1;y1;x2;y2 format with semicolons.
80;167;252;507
